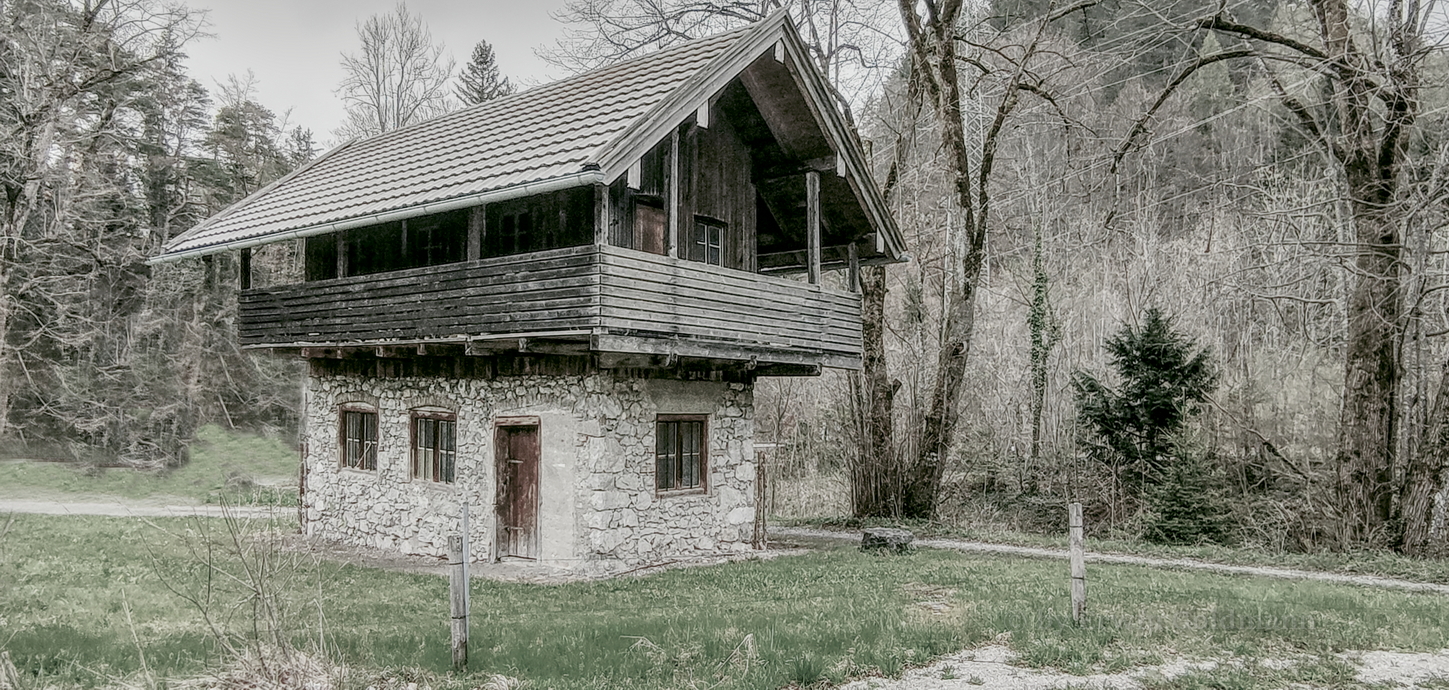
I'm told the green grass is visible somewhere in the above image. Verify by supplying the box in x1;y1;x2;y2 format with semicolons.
4;514;1449;689
0;425;298;506
780;514;1449;587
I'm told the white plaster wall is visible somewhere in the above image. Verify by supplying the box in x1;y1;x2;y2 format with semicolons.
301;369;756;565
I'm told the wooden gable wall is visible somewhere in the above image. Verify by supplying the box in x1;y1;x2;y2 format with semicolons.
607;98;759;272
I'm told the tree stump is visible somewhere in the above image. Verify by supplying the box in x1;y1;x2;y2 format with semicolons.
860;527;915;553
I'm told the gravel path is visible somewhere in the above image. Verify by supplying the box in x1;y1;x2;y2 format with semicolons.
0;497;285;519
771;526;1449;595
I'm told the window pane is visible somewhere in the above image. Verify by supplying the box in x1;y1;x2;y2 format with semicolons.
414;418;430;480
656;422;676;490
440;420;455;483
363;413;377;470
682;421;701;488
707;225;722;266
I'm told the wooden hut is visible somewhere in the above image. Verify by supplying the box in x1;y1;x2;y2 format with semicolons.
152;12;905;564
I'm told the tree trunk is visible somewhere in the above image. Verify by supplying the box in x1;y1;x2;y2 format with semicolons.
852;264;898;517
1399;359;1449;556
1333;206;1402;547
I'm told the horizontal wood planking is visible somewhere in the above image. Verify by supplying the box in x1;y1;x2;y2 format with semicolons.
596;247;860;356
239;244;862;364
239;247;601;345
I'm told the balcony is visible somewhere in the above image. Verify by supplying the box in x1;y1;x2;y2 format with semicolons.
237;245;862;371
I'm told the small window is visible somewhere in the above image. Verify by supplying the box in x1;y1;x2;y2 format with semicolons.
692;218;724;266
656;415;706;492
340;407;378;470
412;412;457;483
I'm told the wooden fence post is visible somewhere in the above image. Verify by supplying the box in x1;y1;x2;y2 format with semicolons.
753;451;768;549
1069;502;1086;625
449;504;470;670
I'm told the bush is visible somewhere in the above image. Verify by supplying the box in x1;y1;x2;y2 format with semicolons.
1143;445;1229;545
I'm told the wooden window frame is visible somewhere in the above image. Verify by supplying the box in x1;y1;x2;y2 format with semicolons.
410;409;457;484
693;217;725;266
655;414;708;495
338;404;378;471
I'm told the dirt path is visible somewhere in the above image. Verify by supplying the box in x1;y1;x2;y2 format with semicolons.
0;497;285;519
770;526;1449;595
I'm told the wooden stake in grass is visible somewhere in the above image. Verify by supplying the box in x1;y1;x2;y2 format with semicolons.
449;503;470;670
1069;502;1086;624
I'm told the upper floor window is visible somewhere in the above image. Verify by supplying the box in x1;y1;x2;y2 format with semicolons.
691;218;724;266
412;410;457;483
656;415;706;493
340;406;378;470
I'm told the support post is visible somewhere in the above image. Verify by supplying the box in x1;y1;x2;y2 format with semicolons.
753;449;768;549
594;183;611;246
1069;502;1086;625
449;504;471;670
238;247;252;290
668;127;681;259
805;170;821;285
467;206;484;261
335;232;347;278
847;242;860;293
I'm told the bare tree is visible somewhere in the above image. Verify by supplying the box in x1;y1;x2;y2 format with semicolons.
0;0;202;441
883;0;1095;517
1112;0;1442;550
335;2;454;140
543;0;899;118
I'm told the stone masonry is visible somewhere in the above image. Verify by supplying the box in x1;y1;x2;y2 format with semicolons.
300;368;756;565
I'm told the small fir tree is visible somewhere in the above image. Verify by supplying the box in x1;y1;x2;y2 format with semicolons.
1073;308;1218;510
455;39;514;105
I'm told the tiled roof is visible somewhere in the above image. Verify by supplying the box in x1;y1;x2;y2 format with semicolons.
158;25;752;258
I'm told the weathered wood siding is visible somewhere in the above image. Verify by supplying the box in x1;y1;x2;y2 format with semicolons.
238;245;862;368
610;105;757;270
680;107;756;270
238;246;600;346
595;246;857;358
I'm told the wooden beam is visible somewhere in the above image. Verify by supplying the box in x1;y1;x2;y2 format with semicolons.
467;206;484;261
668;127;681;259
627;159;642;189
335;232;347;278
773;39;785;62
238;247;252;290
594;183;610;245
806;170;821;285
696;101;711;129
848;242;860;293
755;155;838;182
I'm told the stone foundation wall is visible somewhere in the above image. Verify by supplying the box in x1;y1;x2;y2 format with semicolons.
300;368;756;564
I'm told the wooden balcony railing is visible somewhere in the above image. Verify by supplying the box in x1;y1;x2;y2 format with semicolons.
238;244;862;369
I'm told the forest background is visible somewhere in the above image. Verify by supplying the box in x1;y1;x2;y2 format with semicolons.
5;0;1448;557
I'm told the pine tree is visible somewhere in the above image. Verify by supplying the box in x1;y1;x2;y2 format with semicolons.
1073;308;1217;502
455;39;514;105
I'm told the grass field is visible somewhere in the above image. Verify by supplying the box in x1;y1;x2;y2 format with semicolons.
4;514;1449;689
0;425;298;506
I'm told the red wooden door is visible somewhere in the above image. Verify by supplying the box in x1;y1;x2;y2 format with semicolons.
495;424;540;560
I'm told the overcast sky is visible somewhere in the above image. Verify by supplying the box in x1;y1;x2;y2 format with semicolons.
181;0;572;148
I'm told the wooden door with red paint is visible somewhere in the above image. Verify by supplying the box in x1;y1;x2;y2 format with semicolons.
495;424;540;560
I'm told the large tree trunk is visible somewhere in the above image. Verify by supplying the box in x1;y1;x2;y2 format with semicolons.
1334;206;1403;547
1311;0;1412;549
1399;359;1449;555
852;264;898;517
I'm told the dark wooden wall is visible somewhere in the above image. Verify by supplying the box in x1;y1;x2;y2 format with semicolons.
608;104;757;272
680;107;756;271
